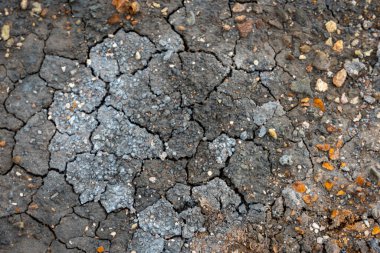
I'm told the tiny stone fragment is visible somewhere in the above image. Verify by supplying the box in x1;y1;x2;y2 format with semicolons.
325;20;337;33
333;69;347;87
315;78;328;92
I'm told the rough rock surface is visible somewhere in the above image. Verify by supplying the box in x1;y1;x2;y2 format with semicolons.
1;0;379;252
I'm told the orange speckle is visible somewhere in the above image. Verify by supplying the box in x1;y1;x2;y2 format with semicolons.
329;148;339;160
324;180;334;191
316;143;330;151
302;194;318;204
302;194;312;204
300;97;310;107
313;98;325;112
293;181;307;193
355;176;365;186
336;190;346;196
331;210;338;219
336;139;344;148
295;226;305;235
322;162;334;171
107;13;121;25
340;162;347;169
97;246;105;253
372;226;380;235
0;140;6;147
326;124;338;133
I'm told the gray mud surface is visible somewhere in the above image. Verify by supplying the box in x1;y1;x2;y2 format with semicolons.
0;0;379;252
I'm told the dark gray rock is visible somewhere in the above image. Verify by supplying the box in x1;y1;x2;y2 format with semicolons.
282;186;305;210
179;207;205;239
128;229;165;253
166;183;192;211
90;30;156;81
192;178;241;211
0;166;42;217
209;134;236;164
66;152;141;213
5;75;53;122
0;214;54;253
290;77;313;96
133;159;187;194
138;199;181;237
187;141;225;184
224;141;275;204
13;110;55;175
344;59;366;78
92;106;164;159
27;171;78;226
0;129;15;174
45;17;88;62
165;121;203;159
179;52;229;106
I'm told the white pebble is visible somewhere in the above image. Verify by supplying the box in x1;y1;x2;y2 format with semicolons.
315;78;328;92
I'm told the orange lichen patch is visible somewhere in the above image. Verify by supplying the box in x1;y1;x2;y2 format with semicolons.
355;176;365;186
300;97;310;107
332;40;344;53
0;140;6;147
344;222;367;232
301;97;310;103
107;13;122;24
331;210;339;219
97;246;105;253
324;180;334;191
293;181;307;193
329;148;339;160
302;194;318;204
313;98;325;112
336;139;344;148
326;124;338;133
322;162;334;171
372;226;380;236
340;162;347;169
330;209;355;228
294;226;305;235
337;190;346;196
316;143;330;151
112;0;140;14
306;64;313;73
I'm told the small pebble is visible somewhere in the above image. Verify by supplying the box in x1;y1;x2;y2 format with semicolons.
135;51;141;60
325;37;333;47
31;2;42;15
332;40;344;53
20;0;28;10
1;24;10;41
235;15;246;22
341;93;348;104
232;3;246;13
333;69;347;87
325;20;337;33
350;96;359;104
268;128;278;139
315;78;328;92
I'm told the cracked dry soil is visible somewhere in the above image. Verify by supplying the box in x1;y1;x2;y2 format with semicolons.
0;0;379;252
